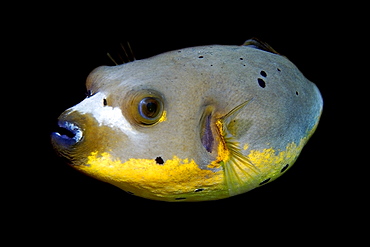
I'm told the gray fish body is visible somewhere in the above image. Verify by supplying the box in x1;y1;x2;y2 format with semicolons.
87;45;321;160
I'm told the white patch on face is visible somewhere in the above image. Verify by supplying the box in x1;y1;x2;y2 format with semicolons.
69;92;140;138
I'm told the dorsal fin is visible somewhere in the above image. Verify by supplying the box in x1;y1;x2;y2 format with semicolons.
242;37;281;55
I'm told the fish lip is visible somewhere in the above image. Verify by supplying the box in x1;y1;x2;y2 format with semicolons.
51;120;83;147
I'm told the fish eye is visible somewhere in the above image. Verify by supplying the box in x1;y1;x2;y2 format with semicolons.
128;90;165;126
138;97;162;121
129;91;164;126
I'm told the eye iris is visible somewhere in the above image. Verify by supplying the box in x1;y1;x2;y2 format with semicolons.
139;97;160;119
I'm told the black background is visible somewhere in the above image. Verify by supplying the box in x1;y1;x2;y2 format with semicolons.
12;6;361;242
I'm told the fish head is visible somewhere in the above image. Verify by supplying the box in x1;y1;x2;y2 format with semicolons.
51;57;226;200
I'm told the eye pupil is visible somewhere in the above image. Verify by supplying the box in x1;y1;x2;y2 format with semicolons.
145;102;157;116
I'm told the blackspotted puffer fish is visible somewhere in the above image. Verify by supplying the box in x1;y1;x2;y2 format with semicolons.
51;38;323;201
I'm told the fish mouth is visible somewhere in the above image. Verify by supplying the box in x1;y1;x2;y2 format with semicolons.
51;120;83;147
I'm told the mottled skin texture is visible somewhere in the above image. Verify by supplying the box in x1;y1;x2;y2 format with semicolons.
52;41;323;201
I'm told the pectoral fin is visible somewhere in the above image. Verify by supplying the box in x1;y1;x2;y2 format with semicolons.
215;100;261;196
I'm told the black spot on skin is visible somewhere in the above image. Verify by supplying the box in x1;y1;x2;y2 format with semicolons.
240;57;243;60
257;78;266;88
281;164;289;173
259;178;271;185
103;98;107;106
175;197;186;200
260;71;267;77
295;91;299;96
277;68;281;72
194;188;204;192
198;55;204;58
155;156;164;164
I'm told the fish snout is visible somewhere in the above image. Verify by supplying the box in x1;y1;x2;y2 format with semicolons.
52;120;83;147
51;110;85;160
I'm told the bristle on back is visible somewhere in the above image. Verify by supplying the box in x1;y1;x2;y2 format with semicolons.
107;42;136;65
